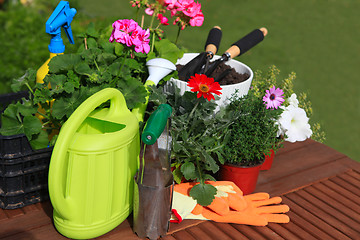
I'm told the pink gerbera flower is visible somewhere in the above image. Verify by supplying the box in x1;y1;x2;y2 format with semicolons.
262;86;285;109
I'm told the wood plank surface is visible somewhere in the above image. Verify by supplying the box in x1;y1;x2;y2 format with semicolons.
1;139;360;240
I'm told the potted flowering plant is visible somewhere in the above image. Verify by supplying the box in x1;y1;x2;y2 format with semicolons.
218;66;325;193
149;73;236;206
0;0;188;148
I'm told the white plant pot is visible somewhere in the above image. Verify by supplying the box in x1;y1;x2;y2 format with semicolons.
169;53;253;110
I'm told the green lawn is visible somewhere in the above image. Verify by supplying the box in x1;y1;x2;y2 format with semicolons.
3;0;359;161
76;0;359;161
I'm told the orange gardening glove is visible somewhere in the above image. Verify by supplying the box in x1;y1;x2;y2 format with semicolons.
171;181;290;226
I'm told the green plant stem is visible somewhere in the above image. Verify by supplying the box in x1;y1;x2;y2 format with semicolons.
25;82;34;95
175;25;181;45
150;32;156;53
93;59;100;71
118;49;129;76
189;99;200;119
195;157;204;183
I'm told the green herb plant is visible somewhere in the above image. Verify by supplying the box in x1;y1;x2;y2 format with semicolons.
223;89;283;166
149;84;234;206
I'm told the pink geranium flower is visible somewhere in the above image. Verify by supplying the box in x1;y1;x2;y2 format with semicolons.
145;7;154;16
109;19;139;46
182;1;201;18
133;28;150;54
263;86;285;109
157;13;169;25
189;12;204;26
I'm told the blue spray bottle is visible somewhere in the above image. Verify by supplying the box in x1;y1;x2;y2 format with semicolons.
36;1;76;83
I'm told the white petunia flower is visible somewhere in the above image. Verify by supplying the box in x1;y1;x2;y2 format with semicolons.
287;93;299;107
278;105;312;142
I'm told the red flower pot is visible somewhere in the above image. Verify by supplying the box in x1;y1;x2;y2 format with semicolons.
261;149;275;170
218;163;262;195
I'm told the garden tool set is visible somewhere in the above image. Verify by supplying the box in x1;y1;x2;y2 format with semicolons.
178;26;222;81
43;2;288;239
179;27;268;82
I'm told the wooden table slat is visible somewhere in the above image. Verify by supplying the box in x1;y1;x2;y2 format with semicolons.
282;196;340;240
230;224;267;240
280;221;317;240
322;179;360;203
212;223;251;240
305;185;360;223
1;139;360;240
286;192;355;240
295;189;360;235
266;223;300;240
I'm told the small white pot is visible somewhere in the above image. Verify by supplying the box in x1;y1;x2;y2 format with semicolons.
169;53;253;109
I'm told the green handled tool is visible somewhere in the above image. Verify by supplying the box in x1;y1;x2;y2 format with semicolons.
141;104;172;145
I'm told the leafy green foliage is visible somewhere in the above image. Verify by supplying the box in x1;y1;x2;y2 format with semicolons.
0;23;152;149
149;84;235;205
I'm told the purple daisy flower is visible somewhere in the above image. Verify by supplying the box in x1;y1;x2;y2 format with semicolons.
263;86;285;109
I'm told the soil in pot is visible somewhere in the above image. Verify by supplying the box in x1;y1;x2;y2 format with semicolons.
176;62;250;85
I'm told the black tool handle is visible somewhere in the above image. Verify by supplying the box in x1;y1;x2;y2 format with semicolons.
204;26;222;56
229;28;266;58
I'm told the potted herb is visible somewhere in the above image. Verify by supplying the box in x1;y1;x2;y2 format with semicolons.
219;88;283;194
219;66;326;193
149;74;235;206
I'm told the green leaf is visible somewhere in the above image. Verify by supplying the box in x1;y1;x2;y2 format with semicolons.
23;115;42;140
33;87;52;104
86;38;98;49
100;40;115;54
17;99;37;116
116;77;147;109
74;62;93;76
0;104;24;136
153;39;184;63
86;22;99;38
181;161;197;180
125;58;140;69
11;69;36;92
48;54;82;73
51;90;88;119
30;130;50;150
172;167;183;184
189;183;217;206
115;43;124;56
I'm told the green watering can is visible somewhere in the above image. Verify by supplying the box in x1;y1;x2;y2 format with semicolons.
48;58;176;239
48;88;140;239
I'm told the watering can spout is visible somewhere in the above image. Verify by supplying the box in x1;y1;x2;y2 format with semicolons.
132;58;176;122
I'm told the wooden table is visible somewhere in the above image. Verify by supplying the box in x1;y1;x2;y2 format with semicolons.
1;139;360;239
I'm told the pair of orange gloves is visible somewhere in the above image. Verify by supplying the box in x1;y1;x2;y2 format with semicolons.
171;181;290;226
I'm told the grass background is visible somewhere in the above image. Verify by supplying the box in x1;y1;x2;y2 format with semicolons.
76;0;359;161
2;0;359;161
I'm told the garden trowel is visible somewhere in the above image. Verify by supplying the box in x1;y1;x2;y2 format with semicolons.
178;26;222;81
205;28;268;78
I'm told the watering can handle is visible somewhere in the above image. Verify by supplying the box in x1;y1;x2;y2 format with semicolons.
48;88;130;220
